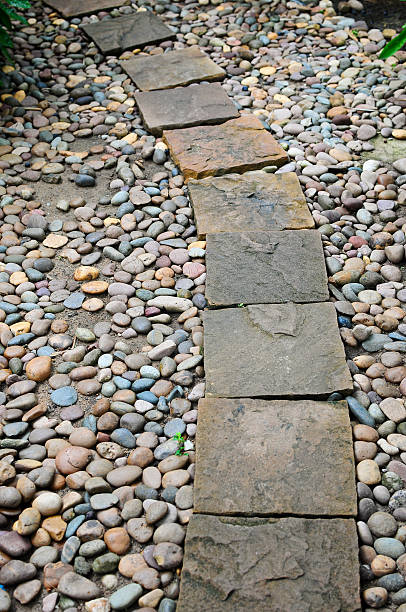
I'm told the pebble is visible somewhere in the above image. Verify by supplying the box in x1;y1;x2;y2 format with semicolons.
58;572;101;601
109;584;142;610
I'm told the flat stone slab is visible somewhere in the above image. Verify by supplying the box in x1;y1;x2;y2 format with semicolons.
82;12;175;55
43;0;123;17
206;229;328;306
163;115;289;180
121;47;225;91
134;83;239;135
204;302;353;398
177;515;360;612
195;398;356;516
189;171;314;237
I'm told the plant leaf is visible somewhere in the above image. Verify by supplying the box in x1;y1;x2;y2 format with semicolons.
7;0;31;7
380;26;406;59
0;7;12;30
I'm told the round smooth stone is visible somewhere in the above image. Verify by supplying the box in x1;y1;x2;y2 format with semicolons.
51;386;78;407
163;419;186;437
109;584;143;610
374;538;405;559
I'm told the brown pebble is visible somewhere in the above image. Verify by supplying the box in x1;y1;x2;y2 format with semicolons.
104;527;130;555
353;424;379;443
354;441;377;462
31;528;51;548
43;561;73;590
42;516;67;541
371;555;396;577
92;398;110;416
362;586;387;607
25;356;52;382
55;446;92;475
360;545;376;565
51;320;69;333
118;553;147;578
128;448;154;468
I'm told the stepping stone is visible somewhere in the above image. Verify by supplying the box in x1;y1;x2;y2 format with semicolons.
177;514;360;612
121;47;225;91
204;302;352;398
189;171;313;237
194;398;356;516
134;83;239;136
163;115;288;180
82;12;175;55
43;0;123;18
206;229;328;306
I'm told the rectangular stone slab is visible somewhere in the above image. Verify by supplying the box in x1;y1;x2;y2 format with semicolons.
204;302;353;398
163;115;288;180
177;515;360;612
121;47;226;91
82;12;176;55
195;398;356;516
43;0;123;18
206;229;328;306
189;171;314;237
134;83;239;136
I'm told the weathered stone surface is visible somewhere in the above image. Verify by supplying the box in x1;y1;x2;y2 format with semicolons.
122;47;225;91
206;230;328;306
82;12;175;55
163;116;288;180
177;515;360;612
43;0;123;17
58;571;101;600
189;171;313;237
195;398;356;516
204;302;353;397
135;83;238;136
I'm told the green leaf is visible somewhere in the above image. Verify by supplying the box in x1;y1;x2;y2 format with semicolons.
1;6;26;23
14;13;27;23
0;26;12;48
0;7;11;29
7;0;31;7
380;26;406;59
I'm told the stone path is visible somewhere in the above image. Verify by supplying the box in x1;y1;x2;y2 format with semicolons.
205;229;329;306
8;0;406;609
163;115;289;180
111;10;359;611
188;171;315;236
82;12;175;54
177;515;360;612
203;302;353;398
121;47;226;92
43;0;124;18
134;83;239;135
194;398;357;517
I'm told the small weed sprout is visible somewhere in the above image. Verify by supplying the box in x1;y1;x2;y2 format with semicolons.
173;432;188;456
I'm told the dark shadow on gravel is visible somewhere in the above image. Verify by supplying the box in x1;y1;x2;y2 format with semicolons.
332;0;406;29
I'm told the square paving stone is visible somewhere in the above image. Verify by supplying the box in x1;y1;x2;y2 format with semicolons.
189;171;314;236
163;115;289;180
203;302;353;398
43;0;123;18
206;229;328;306
194;398;356;516
82;12;176;55
177;515;360;612
121;47;226;91
134;83;239;135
